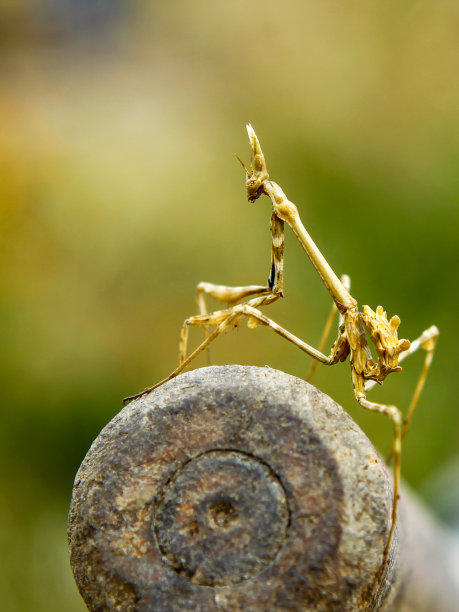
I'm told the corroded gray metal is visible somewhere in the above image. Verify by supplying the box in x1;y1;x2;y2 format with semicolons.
68;365;458;611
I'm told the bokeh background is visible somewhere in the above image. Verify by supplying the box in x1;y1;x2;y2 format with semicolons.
1;1;458;610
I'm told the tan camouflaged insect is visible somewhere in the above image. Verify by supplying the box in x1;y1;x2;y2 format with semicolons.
125;125;439;556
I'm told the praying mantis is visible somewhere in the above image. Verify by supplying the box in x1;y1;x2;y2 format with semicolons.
125;125;439;556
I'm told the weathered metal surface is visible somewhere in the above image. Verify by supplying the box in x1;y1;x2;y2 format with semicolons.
154;449;289;587
68;365;458;611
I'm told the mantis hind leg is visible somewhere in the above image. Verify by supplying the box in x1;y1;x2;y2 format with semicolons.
354;372;402;557
365;324;439;446
399;325;439;440
355;325;439;556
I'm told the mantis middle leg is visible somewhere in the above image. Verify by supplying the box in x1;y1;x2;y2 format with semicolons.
306;274;351;381
124;214;286;403
123;294;350;405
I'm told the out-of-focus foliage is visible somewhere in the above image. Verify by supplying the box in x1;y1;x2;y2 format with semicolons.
0;1;458;610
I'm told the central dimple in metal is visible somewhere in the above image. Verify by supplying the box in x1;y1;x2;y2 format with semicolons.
154;450;289;587
207;498;239;529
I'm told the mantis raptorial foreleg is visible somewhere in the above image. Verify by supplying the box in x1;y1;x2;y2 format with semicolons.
124;214;286;403
196;283;270;315
195;282;270;365
183;212;286;367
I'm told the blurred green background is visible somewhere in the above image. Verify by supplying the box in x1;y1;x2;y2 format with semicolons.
0;1;458;610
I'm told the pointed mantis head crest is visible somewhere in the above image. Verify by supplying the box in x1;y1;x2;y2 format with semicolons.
237;124;269;202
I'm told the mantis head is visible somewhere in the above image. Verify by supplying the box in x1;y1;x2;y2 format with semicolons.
236;124;269;202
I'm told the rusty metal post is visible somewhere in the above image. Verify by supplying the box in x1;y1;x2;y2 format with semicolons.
68;365;459;611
